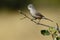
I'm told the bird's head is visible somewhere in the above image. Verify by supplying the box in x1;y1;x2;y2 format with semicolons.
27;4;35;10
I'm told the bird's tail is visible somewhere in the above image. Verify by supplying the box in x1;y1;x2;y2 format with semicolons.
42;17;53;22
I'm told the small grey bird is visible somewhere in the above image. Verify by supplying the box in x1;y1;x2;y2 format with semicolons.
27;4;53;23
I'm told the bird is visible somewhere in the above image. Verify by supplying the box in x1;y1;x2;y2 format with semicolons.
27;4;53;24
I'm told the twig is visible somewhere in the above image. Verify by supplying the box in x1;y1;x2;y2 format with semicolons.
52;34;55;40
19;10;59;40
56;23;60;33
19;11;52;28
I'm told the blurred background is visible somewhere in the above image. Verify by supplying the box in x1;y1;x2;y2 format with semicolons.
0;0;60;40
0;0;60;10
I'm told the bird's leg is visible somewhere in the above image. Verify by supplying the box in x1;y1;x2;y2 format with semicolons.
31;18;37;21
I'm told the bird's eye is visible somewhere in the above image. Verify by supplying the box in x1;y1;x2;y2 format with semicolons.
29;6;32;8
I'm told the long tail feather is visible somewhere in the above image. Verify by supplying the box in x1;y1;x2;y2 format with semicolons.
42;17;53;22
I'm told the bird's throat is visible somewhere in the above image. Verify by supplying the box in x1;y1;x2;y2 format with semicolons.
29;8;37;14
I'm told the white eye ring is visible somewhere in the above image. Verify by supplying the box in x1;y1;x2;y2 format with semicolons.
29;6;32;8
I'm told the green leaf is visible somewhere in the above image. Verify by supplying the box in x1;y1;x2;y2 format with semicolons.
41;30;50;36
56;37;60;40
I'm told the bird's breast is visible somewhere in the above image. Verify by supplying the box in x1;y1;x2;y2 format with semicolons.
30;11;36;16
30;10;36;15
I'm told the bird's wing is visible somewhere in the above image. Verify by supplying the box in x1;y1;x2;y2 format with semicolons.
35;12;44;17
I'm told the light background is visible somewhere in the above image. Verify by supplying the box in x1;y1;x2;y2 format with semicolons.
0;0;60;40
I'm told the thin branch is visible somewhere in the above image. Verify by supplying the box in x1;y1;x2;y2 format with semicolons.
20;17;27;20
52;34;55;40
19;11;52;28
56;23;60;33
19;10;59;40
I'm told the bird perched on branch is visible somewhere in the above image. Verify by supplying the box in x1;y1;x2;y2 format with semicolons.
27;4;53;24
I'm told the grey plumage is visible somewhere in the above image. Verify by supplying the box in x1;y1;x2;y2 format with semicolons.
27;4;53;23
